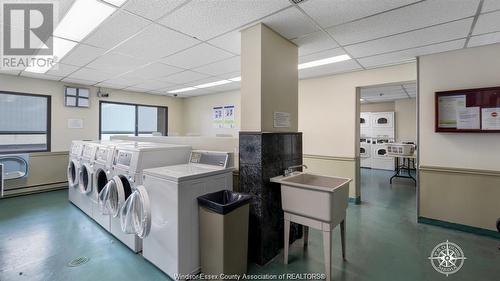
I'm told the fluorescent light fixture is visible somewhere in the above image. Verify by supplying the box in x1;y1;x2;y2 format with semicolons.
168;87;198;94
298;54;351;70
194;80;231;89
229;76;241;82
54;0;116;42
360;98;365;101
25;37;77;73
102;0;128;7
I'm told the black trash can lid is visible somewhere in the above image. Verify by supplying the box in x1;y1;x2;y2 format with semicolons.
198;190;252;215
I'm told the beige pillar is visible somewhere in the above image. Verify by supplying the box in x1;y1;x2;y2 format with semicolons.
240;23;298;132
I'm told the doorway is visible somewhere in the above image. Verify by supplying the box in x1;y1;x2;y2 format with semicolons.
357;82;418;206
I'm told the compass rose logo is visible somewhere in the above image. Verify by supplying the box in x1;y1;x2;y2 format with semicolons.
428;240;467;276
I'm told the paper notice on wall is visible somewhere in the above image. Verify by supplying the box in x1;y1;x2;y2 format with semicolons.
438;95;466;128
481;108;500;130
67;119;83;129
273;112;291;128
213;106;224;128
456;107;480;129
223;105;235;129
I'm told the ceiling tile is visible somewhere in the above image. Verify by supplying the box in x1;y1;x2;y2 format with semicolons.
86;52;149;74
126;80;177;91
113;24;200;60
299;0;419;28
193;56;240;76
208;32;241;55
158;0;291;40
62;77;98;86
299;48;346;64
84;10;150;49
216;71;241;80
258;6;319;39
468;31;500;47
68;67;116;82
482;0;500;12
60;44;107;66
125;63;183;79
94;82;128;90
299;60;361;79
345;18;472;58
472;10;500;35
0;69;20;75
20;72;62;81
292;31;339;56
99;75;144;87
358;39;465;68
327;0;479;45
57;0;77;25
160;43;234;69
124;0;187;21
46;63;80;77
159;70;210;84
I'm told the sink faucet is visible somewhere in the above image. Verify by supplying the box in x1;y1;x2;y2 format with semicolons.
284;164;308;177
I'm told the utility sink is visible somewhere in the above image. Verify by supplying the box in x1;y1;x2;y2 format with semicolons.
271;173;352;223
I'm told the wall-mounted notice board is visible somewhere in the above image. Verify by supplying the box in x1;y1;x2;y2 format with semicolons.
436;86;500;133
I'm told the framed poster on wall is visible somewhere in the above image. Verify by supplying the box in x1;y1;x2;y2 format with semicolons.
435;86;500;132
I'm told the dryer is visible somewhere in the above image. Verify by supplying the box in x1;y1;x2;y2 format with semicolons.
68;140;87;208
98;143;191;253
119;151;234;279
88;140;134;230
360;112;372;137
360;138;372;168
372;143;395;171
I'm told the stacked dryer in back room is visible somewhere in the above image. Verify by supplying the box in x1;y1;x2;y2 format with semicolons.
360;112;395;171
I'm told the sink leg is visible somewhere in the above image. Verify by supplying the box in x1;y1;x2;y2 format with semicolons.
322;230;331;280
303;226;309;249
284;218;290;264
341;220;346;261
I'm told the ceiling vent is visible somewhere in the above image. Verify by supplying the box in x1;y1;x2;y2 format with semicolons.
289;0;308;4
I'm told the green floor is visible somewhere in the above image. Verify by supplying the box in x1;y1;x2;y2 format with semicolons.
0;169;499;281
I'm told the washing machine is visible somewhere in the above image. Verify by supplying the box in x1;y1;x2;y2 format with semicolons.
360;138;372;168
119;150;234;279
76;142;100;216
68;140;87;208
98;143;191;252
372;144;395;171
87;140;135;230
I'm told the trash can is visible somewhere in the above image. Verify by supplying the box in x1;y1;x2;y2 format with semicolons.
198;190;252;280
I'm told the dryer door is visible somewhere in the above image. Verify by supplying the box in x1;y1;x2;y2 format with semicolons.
78;163;93;194
120;185;151;239
98;175;129;217
67;160;79;187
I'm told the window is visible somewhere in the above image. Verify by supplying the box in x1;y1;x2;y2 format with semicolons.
0;92;51;153
99;101;167;140
65;86;90;108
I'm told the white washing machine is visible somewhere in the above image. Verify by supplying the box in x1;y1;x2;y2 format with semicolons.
88;140;135;230
76;142;100;216
99;143;191;253
119;151;234;279
372;144;395;171
360;138;372;168
68;140;87;208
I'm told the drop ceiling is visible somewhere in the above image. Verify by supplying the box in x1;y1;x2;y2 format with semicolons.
360;83;417;103
3;0;499;97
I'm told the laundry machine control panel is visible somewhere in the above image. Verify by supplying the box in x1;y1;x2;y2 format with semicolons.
116;151;132;167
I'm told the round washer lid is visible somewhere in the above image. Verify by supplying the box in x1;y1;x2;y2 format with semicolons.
67;160;79;187
78;163;93;194
98;175;125;217
120;185;151;239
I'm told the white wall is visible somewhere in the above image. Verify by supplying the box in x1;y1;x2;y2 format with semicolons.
183;90;240;137
395;98;416;142
419;44;500;170
360;102;395;112
0;74;185;152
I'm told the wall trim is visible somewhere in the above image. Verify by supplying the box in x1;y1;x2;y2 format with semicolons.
349;196;361;204
418;217;500;239
420;165;500;177
3;182;67;198
303;154;356;162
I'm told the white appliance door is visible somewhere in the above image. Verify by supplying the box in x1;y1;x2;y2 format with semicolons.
98;175;126;217
120;185;151;239
360;113;371;128
372;112;394;128
78;163;93;194
67;160;79;187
